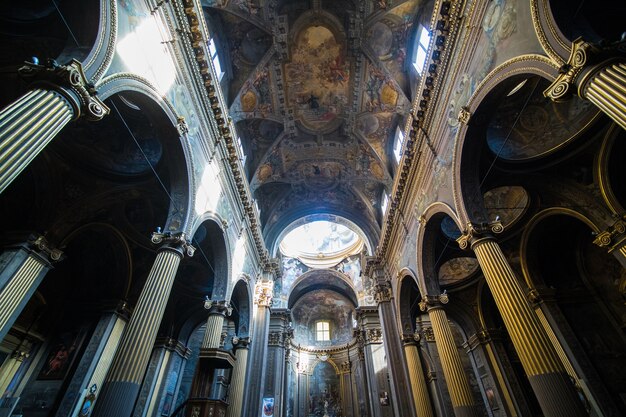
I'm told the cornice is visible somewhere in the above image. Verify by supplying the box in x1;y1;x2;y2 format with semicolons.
376;0;461;262
177;0;270;268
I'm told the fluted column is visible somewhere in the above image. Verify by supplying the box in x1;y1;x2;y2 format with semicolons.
0;235;62;342
402;334;434;417
202;299;232;349
242;276;274;417
226;337;250;417
0;59;108;194
457;222;588;417
0;349;29;396
373;279;416;417
92;232;194;417
544;38;626;130
419;295;479;417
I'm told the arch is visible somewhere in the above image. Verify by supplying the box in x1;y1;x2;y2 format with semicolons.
519;208;600;289
530;0;571;64
229;276;253;337
83;0;118;82
451;56;560;225
415;202;463;296
397;270;422;335
287;269;358;309
96;74;195;235
267;211;378;257
189;217;231;301
596;124;626;216
59;222;133;300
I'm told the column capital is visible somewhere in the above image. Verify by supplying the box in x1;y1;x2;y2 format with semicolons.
28;234;64;263
374;280;393;304
18;58;109;121
364;328;383;344
457;220;503;250
544;38;626;102
593;215;626;253
151;229;196;257
233;336;251;350
254;281;273;307
204;298;232;316
401;332;421;346
419;293;449;312
11;350;29;362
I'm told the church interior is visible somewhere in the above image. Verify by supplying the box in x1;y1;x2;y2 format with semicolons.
0;0;624;416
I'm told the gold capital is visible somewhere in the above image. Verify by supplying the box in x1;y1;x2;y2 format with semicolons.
456;220;503;250
593;215;626;252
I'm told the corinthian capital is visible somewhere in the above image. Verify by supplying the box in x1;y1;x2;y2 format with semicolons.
18;59;109;121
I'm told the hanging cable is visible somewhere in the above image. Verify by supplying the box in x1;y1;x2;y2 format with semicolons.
52;0;80;47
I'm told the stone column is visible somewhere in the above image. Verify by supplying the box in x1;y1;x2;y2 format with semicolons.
402;334;434;417
0;235;62;342
373;279;416;417
55;303;129;417
92;232;194;417
0;59;108;194
419;294;480;417
357;307;389;417
202;299;232;349
544;38;626;130
0;350;30;396
339;359;354;417
242;277;273;417
267;309;291;417
226;337;250;417
457;222;588;417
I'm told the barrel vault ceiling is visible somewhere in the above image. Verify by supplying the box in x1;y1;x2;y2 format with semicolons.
201;0;430;246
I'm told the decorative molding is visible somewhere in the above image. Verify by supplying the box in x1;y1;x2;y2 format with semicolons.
179;0;270;268
593;215;626;253
457;106;471;125
18;59;109;121
418;293;449;312
456;220;503;250
373;281;393;304
204;298;233;316
151;229;196;257
254;281;274;307
365;328;383;344
28;234;64;263
544;39;598;101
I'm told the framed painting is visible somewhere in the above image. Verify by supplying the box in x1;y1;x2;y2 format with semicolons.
37;330;87;380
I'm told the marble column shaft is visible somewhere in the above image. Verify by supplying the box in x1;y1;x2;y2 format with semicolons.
465;233;588;417
226;341;249;417
243;302;271;416
92;245;184;417
403;339;434;417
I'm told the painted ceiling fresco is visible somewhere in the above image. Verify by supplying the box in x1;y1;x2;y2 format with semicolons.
202;0;428;244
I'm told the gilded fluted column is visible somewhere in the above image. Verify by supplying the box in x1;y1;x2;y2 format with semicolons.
419;295;480;417
373;279;416;417
0;59;108;194
242;277;274;417
202;299;232;349
402;334;434;417
0;235;62;342
92;232;194;417
457;222;588;417
226;337;250;417
545;38;626;130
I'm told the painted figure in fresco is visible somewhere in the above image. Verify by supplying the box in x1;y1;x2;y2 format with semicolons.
308;94;320;109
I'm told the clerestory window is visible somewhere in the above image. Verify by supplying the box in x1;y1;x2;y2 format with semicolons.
316;320;330;341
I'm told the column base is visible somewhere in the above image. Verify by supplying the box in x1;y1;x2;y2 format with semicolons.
528;372;588;417
92;380;140;417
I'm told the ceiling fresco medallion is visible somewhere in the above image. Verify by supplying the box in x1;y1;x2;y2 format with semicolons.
285;25;350;131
